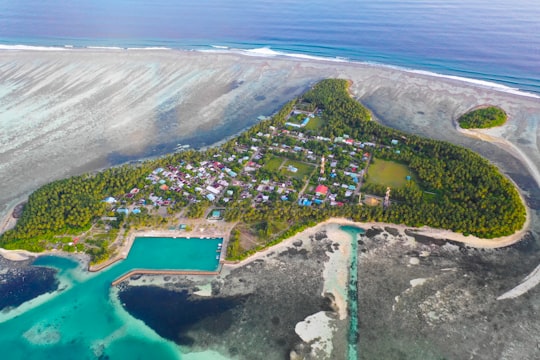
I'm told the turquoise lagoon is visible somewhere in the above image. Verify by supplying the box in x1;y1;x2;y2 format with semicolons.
0;237;222;360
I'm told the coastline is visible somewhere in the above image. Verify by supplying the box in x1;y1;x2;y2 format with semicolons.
3;208;528;267
1;45;538;99
0;194;31;235
0;205;17;235
1;47;539;302
2;48;540;224
456;124;540;190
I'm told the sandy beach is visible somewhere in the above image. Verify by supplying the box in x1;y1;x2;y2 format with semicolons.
0;248;33;261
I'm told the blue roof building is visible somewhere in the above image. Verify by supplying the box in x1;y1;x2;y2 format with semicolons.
225;169;237;177
288;165;298;173
298;199;312;206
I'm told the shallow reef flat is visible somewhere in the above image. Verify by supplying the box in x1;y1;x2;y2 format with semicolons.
356;225;540;360
1;49;540;224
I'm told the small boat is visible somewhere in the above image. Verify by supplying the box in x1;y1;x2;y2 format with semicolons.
175;144;190;150
216;255;220;260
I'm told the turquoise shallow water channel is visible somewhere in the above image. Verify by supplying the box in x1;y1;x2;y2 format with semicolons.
0;237;222;360
340;225;362;360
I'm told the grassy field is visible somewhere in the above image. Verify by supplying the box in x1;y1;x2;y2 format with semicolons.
304;116;325;130
287;113;307;125
262;155;285;172
365;159;412;188
280;160;315;180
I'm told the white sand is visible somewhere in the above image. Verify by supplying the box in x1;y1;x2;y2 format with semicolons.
497;263;540;300
307;218;530;249
294;311;335;359
321;224;353;320
0;248;32;261
221;224;324;269
0;206;17;235
193;283;213;297
410;278;429;287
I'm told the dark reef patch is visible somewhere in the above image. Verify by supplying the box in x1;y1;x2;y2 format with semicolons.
365;227;383;238
404;230;448;246
118;286;246;346
118;231;343;359
385;227;400;236
0;257;59;311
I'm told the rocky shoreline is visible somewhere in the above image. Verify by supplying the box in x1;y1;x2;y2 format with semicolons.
357;225;540;360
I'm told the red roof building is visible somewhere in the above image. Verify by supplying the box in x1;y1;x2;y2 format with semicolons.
315;185;329;196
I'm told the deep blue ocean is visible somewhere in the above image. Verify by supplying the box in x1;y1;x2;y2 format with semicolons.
1;0;539;95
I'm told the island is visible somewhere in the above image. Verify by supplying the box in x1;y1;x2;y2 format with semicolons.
458;106;507;129
0;79;527;266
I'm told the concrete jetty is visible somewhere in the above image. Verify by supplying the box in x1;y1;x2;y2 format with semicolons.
111;269;220;286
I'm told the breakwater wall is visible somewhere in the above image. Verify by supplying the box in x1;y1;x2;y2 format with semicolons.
111;269;220;286
89;256;126;272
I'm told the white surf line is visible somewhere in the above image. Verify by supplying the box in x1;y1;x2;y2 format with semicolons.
498;264;540;300
457;125;540;300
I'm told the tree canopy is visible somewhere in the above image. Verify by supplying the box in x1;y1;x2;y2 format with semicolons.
458;106;507;129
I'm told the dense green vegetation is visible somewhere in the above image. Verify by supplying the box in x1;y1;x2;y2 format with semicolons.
458;106;507;129
0;79;526;260
0;165;152;252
